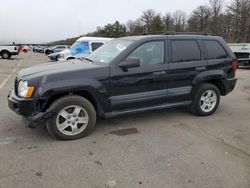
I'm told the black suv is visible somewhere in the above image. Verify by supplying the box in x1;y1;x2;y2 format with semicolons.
8;34;238;140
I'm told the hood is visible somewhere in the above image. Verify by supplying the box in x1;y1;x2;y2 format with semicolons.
59;49;70;55
17;60;107;80
48;51;60;57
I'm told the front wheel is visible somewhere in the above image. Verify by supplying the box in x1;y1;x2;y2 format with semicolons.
46;95;96;140
190;83;220;116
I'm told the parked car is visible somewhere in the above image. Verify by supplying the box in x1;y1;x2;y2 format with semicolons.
33;45;45;53
48;52;60;61
58;37;113;61
0;45;19;59
44;45;69;55
228;43;250;66
8;34;238;140
19;45;31;53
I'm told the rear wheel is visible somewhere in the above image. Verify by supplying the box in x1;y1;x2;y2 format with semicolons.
1;51;11;59
46;95;96;140
190;83;220;116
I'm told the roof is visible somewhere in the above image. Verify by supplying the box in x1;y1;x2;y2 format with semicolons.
76;37;113;42
120;34;222;41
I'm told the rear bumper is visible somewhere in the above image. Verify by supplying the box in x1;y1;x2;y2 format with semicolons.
223;78;237;95
238;59;250;66
8;89;53;128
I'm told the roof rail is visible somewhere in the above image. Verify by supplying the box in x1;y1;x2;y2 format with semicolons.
162;32;215;36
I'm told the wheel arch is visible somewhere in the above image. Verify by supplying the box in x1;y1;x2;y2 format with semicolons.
41;89;105;117
192;70;227;95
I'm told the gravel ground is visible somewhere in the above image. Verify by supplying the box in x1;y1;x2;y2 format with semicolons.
0;52;249;188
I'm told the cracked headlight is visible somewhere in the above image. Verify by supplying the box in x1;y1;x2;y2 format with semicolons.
18;80;35;98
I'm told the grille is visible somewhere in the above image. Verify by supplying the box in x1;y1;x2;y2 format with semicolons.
235;52;250;59
14;77;19;95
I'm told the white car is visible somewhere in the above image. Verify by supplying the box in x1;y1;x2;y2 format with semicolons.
58;37;113;61
0;45;19;59
228;43;250;66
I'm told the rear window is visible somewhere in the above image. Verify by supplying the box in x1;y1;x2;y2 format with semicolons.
203;40;228;59
171;40;201;62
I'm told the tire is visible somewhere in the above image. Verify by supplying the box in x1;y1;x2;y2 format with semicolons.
45;50;50;55
46;95;96;140
1;50;11;59
190;83;220;116
67;57;75;60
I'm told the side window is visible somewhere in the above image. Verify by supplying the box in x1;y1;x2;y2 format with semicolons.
171;40;201;62
203;40;228;59
91;42;103;51
126;41;164;65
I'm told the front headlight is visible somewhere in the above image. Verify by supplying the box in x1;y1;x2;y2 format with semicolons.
18;80;35;98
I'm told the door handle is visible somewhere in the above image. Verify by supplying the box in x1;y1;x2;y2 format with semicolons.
195;67;206;71
152;71;166;76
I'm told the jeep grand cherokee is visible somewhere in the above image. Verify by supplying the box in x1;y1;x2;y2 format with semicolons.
8;34;238;140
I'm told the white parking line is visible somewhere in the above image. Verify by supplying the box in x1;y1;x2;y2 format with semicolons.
0;63;20;90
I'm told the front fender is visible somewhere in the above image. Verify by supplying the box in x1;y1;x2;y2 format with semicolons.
36;77;110;115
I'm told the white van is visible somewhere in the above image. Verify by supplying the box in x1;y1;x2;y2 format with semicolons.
58;37;113;61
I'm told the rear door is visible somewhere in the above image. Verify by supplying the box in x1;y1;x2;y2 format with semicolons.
167;39;207;103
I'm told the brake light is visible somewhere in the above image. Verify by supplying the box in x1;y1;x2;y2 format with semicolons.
232;59;238;73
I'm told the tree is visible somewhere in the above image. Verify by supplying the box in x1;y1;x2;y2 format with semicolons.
141;9;156;33
126;19;145;35
188;6;211;32
227;0;250;42
150;15;165;34
209;0;224;35
173;10;187;32
163;13;174;31
91;21;127;38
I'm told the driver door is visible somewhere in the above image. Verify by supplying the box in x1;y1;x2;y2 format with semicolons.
110;40;168;111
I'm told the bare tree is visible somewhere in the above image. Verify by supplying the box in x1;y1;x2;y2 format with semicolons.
141;9;156;33
163;13;174;31
209;0;224;35
227;0;250;42
188;6;212;32
173;10;187;32
126;19;145;35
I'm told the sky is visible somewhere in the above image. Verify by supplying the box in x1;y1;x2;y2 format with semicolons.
0;0;231;44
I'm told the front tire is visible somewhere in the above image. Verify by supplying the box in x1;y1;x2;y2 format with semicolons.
190;83;220;116
46;95;96;140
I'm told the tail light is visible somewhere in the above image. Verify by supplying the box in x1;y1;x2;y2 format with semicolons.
232;59;238;73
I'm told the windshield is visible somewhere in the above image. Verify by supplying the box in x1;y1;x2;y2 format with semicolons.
87;39;134;64
70;41;90;55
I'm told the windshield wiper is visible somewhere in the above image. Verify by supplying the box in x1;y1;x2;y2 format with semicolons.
83;57;93;63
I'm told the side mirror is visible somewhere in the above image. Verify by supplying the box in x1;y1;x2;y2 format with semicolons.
119;57;140;71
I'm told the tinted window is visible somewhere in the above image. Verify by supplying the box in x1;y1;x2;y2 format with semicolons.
91;42;103;51
171;40;201;62
127;41;164;65
203;40;228;59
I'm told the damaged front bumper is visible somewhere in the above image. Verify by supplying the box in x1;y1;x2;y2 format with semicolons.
8;89;54;128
